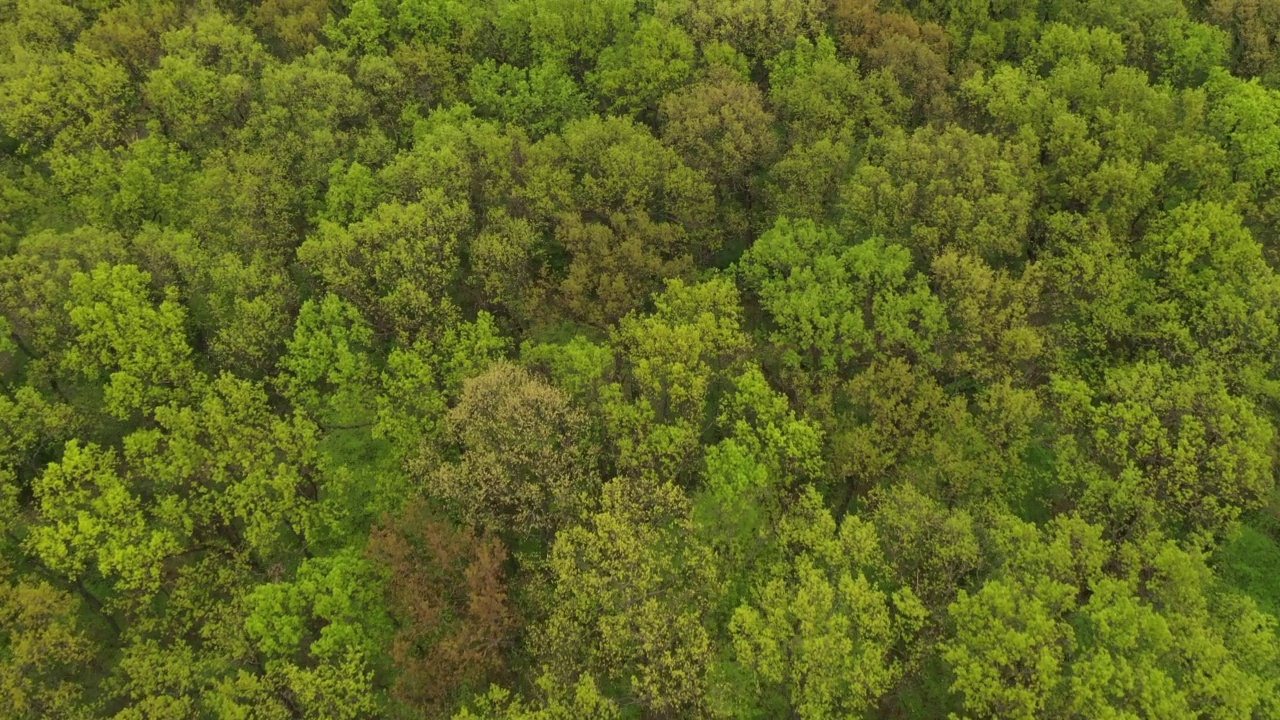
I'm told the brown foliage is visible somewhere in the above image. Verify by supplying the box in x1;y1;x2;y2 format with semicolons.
367;499;518;717
1204;0;1280;82
833;0;955;121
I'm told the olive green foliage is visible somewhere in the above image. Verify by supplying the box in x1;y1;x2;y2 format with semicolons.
3;1;1280;719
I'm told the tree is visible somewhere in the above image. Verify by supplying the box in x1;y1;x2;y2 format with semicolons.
1151;18;1232;87
1136;202;1280;383
276;294;377;427
945;515;1280;719
324;0;392;56
56;125;192;237
553;212;695;328
762;134;857;224
682;0;828;62
839;125;1039;264
538;479;721;716
455;674;620;720
0;386;78;526
1052;361;1275;540
367;498;517;717
726;487;925;719
250;0;330;57
0;40;133;155
830;357;947;498
0;226;127;386
521;0;636;73
468;210;546;326
7;0;86;55
299;195;465;340
1200;0;1280;85
833;0;955;121
1038;212;1154;375
198;250;297;378
142;8;266;151
62;263;202;419
518;115;717;325
184;47;369;258
468;59;589;138
21;366;340;689
716;364;824;484
374;311;509;457
26;440;183;608
0;574;100;720
659;66;778;190
738;218;946;411
588;15;696;119
604;277;750;480
78;0;181;78
139;372;327;560
243;548;392;718
930;249;1044;385
870;483;982;613
1203;73;1280;244
425;361;600;535
767;35;898;145
378;105;527;222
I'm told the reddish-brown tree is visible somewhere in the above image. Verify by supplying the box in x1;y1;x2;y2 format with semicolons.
367;498;518;717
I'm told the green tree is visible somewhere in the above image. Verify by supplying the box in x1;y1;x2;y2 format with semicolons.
0;573;100;720
726;487;925;719
767;35;899;145
1052;361;1275;540
468;59;589;137
0;39;133;155
931;249;1044;385
659;66;778;191
424;361;600;535
738;218;946;412
243;548;391;718
521;0;636;73
456;674;620;720
299;195;465;340
276;294;377;427
945;515;1280;719
250;0;329;56
839;125;1039;264
519;115;717;325
0;227;126;386
603;277;750;480
143;9;265;151
1136;201;1280;383
26;440;183;607
62;263;202;419
538;479;721;716
588;15;696;119
682;0;828;61
374;311;509;457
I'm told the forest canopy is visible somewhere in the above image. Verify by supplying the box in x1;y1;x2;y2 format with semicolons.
4;0;1280;718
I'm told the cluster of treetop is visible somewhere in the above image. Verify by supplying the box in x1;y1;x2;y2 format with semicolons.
4;0;1280;718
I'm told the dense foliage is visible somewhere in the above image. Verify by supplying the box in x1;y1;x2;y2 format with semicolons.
4;0;1280;718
